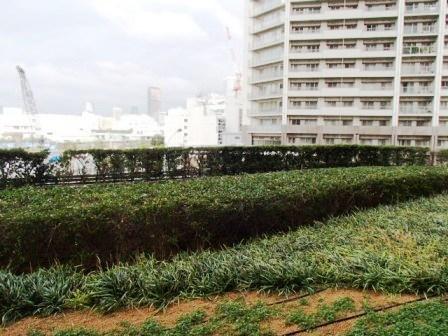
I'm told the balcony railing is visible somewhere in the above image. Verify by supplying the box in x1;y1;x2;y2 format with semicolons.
365;5;397;11
251;91;283;99
401;86;433;94
403;25;437;34
253;18;284;32
403;45;436;55
405;4;439;14
291;27;396;35
252;54;284;66
399;106;433;114
249;108;282;115
401;66;435;75
364;46;395;52
364;66;395;71
291;8;321;15
361;85;393;91
290;86;319;91
252;71;284;81
290;66;320;72
252;35;284;49
252;0;284;16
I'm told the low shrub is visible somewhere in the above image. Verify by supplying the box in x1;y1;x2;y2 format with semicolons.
0;145;430;188
0;149;51;188
1;166;448;272
61;145;429;181
3;193;448;323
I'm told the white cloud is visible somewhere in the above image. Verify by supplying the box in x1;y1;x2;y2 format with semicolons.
90;0;208;41
0;1;243;114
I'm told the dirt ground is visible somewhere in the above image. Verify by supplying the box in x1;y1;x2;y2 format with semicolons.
0;289;420;336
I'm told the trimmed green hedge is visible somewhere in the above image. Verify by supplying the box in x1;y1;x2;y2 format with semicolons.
0;145;430;188
1;166;448;272
61;145;429;180
0;149;51;188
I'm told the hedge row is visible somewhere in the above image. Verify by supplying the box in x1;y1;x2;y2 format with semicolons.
1;166;448;272
61;145;429;179
3;193;448;324
0;149;52;188
0;145;430;188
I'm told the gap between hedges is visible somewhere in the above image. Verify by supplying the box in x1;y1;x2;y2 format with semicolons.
1;166;448;272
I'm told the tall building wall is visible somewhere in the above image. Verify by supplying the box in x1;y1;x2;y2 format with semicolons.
245;0;448;150
147;87;161;122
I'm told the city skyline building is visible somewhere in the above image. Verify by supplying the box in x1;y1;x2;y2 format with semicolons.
245;0;448;150
147;87;162;122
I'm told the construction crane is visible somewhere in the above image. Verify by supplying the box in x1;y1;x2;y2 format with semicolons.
16;65;39;115
16;66;41;146
225;26;242;96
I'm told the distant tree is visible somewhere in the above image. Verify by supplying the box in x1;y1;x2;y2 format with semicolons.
151;135;164;147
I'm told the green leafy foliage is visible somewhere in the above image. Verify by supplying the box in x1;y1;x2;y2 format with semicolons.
60;145;429;180
346;300;448;336
286;297;356;329
0;267;83;324
4;194;448;323
214;300;276;336
0;145;430;188
0;149;51;188
2;166;448;271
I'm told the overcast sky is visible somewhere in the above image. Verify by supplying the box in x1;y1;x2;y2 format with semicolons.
0;0;244;115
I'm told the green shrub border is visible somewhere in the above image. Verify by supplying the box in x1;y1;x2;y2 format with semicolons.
1;166;447;272
0;145;430;188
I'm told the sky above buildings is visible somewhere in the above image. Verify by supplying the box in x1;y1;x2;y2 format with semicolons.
0;0;244;115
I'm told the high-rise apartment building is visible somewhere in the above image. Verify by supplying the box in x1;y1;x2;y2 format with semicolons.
245;0;448;150
147;87;162;122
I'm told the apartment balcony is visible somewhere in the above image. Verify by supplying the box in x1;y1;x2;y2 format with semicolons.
286;105;393;117
252;18;284;34
401;86;434;96
251;55;284;67
405;4;439;15
251;71;284;84
288;67;394;78
250;91;283;100
248;108;283;117
288;87;394;97
403;25;438;36
252;0;285;17
396;127;434;136
246;124;283;133
290;6;397;22
399;106;433;114
402;45;437;56
441;87;448;96
289;27;397;40
401;66;436;76
287;124;320;134
251;35;284;50
289;47;396;60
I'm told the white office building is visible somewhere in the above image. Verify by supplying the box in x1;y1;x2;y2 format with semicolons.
164;77;244;147
245;0;448;150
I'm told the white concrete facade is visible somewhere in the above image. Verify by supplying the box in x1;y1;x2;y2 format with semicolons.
163;95;228;147
246;0;448;150
163;77;244;148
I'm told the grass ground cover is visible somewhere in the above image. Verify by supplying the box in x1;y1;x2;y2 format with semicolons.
2;193;448;324
2;166;448;271
346;300;448;336
9;293;441;336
